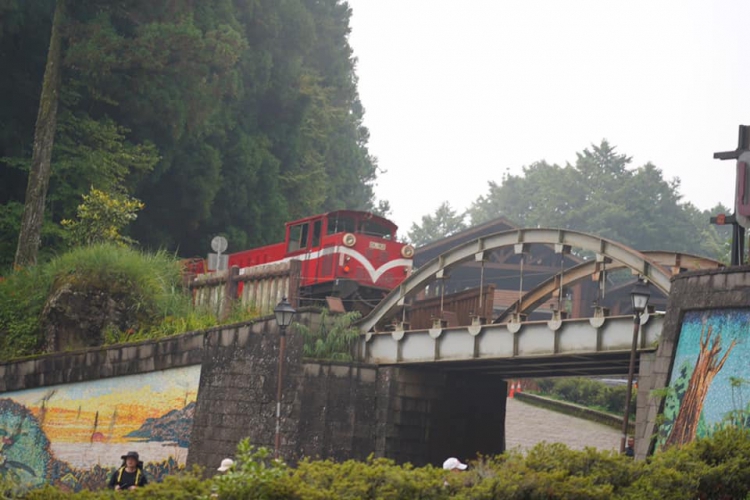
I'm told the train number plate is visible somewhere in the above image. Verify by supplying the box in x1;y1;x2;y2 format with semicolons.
369;241;386;250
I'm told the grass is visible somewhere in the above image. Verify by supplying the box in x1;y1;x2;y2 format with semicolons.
0;244;260;361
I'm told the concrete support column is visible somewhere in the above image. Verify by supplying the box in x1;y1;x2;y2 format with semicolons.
634;352;655;459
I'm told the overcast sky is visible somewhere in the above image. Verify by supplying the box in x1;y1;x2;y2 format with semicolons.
346;0;750;235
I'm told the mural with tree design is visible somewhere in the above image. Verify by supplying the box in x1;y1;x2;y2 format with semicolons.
658;310;749;451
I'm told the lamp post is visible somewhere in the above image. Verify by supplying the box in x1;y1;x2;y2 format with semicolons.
273;297;295;459
621;278;650;454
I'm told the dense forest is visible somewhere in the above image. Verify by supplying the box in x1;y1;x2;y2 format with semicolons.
0;0;380;270
0;1;732;273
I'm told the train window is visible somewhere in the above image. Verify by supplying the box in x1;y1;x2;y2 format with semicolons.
327;215;356;234
287;223;309;252
361;220;392;239
311;220;322;247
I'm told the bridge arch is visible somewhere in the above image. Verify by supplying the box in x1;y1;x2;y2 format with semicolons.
493;251;723;323
359;228;675;333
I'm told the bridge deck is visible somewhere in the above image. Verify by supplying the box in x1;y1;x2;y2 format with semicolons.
360;314;662;377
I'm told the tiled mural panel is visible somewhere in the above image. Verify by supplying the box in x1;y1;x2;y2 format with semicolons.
658;309;749;450
0;365;200;491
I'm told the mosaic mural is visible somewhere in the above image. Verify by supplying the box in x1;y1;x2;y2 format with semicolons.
0;364;200;491
657;309;750;450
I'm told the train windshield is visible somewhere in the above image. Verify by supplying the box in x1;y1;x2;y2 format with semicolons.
327;214;357;234
360;220;392;239
326;214;393;239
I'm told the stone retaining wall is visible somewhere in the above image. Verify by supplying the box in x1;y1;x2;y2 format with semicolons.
0;329;205;393
515;392;632;432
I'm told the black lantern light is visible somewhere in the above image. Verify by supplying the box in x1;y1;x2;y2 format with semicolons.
621;278;650;455
273;297;295;459
630;279;651;315
274;297;296;333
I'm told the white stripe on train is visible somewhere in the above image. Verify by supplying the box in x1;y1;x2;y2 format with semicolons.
238;246;412;284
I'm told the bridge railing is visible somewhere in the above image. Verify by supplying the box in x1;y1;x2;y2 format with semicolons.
188;260;301;319
361;312;664;366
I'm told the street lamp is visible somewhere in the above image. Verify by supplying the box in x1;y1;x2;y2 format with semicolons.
273;297;295;459
620;278;651;454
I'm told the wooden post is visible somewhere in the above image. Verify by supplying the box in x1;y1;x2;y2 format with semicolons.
221;266;240;321
287;260;301;308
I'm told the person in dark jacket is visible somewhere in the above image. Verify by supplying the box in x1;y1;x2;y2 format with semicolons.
109;451;148;491
625;436;635;457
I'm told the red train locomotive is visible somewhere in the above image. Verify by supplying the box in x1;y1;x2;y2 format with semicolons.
189;210;414;307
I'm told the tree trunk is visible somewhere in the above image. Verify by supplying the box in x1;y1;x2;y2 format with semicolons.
14;0;65;269
664;321;736;448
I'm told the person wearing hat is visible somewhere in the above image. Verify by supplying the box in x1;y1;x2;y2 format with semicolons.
443;457;468;472
217;458;234;473
109;451;148;491
442;457;468;487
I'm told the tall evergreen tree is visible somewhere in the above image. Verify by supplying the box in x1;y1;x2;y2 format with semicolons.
0;0;380;269
467;141;727;259
407;201;467;247
14;0;65;268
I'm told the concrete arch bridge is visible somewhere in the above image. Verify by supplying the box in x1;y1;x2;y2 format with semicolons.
356;228;721;378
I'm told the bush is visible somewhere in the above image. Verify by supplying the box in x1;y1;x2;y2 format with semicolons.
293;308;361;361
0;265;51;359
533;377;635;417
12;429;750;499
0;244;259;361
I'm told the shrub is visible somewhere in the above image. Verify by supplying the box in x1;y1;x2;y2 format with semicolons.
293;308;361;361
60;188;144;247
0;244;260;361
11;430;750;499
533;377;635;417
0;265;51;359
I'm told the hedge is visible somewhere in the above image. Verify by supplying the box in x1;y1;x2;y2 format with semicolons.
8;428;750;499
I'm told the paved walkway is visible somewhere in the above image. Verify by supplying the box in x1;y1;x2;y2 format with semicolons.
504;397;621;452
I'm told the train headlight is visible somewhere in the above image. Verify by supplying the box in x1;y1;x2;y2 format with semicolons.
342;233;357;247
401;245;415;258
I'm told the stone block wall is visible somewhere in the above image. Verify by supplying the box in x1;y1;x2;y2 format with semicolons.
1;309;512;479
0;330;204;393
295;363;378;461
187;314;301;470
0;328;211;489
188;315;508;470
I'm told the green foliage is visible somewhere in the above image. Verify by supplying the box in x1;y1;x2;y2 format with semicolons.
0;242;262;360
210;439;291;500
281;456;447;499
293;308;361;361
407;201;467;247
61;187;145;246
534;377;635;416
466;141;728;259
102;302;260;345
0;265;51;359
12;429;750;499
0;244;172;360
0;0;380;265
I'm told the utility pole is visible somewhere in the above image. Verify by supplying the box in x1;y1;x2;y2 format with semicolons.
712;125;750;266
